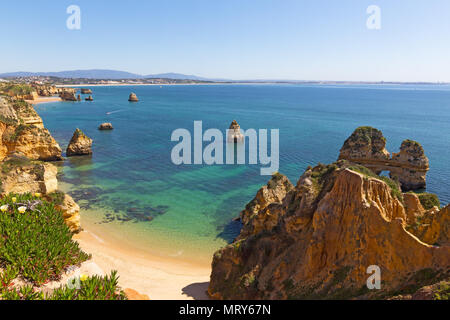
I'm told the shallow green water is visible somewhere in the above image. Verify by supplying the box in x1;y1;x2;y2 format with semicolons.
36;84;450;260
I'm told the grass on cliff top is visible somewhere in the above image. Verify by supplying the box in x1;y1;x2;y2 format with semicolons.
348;165;403;203
0;193;91;286
348;126;386;143
409;191;441;210
0;84;34;96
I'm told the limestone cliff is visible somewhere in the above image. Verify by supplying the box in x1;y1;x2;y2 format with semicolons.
0;97;62;161
238;173;294;239
208;161;449;300
339;127;429;191
54;193;82;234
0;154;58;195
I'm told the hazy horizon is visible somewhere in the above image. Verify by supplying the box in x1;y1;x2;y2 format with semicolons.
2;1;450;82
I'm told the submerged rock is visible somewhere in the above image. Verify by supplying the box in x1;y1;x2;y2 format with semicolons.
98;123;114;130
66;128;93;157
128;93;139;102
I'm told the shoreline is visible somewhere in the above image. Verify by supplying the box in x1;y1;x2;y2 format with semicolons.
73;223;211;300
26;96;62;105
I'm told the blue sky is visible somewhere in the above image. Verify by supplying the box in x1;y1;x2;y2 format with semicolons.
1;0;450;81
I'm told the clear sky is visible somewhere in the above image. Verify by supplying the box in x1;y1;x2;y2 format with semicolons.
1;0;450;81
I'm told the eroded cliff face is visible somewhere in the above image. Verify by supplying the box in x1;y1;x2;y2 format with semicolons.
0;97;62;161
0;95;80;233
0;155;58;195
208;162;449;300
339;127;429;191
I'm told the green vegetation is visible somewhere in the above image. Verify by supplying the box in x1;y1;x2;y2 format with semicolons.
417;192;440;210
268;172;285;189
1;270;127;300
0;115;18;126
0;193;128;300
0;193;90;286
434;282;450;300
1;156;32;174
46;190;66;206
349;126;386;143
12;100;36;117
348;165;403;203
310;163;338;195
0;84;34;96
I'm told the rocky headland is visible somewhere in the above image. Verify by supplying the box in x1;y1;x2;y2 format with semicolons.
209;128;449;300
339;127;429;191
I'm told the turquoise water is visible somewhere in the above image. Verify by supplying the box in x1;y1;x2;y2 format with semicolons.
35;84;450;260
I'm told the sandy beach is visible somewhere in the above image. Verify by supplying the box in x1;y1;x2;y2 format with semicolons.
26;96;62;104
73;224;211;300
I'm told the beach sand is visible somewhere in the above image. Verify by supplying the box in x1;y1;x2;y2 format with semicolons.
26;97;62;104
73;225;212;300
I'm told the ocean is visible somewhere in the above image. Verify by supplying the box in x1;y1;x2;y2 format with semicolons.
35;84;450;263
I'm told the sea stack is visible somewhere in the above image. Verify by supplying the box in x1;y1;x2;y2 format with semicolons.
98;123;114;130
81;88;93;94
227;120;244;143
66;128;93;157
85;95;94;101
59;89;77;101
77;94;81;101
128;93;139;102
338;126;429;191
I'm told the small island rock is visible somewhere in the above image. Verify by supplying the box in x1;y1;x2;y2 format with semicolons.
98;123;114;130
128;93;139;102
81;88;93;94
227;120;244;143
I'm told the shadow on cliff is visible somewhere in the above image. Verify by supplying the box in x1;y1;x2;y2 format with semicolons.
182;282;210;300
215;220;242;244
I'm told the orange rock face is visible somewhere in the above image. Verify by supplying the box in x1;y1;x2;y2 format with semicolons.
0;97;62;161
208;162;449;300
339;127;429;191
124;288;150;300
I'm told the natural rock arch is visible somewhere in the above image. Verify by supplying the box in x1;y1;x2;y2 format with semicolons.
338;127;429;191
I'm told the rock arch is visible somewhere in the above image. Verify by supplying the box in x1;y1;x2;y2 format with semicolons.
338;127;429;191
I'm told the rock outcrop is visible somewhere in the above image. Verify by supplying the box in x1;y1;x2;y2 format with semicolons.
54;193;82;233
66;129;93;157
0;154;58;195
128;93;139;102
208;161;449;300
339;127;429;191
80;88;92;94
408;205;449;247
85;95;93;101
238;173;294;239
59;89;77;101
98;123;113;130
0;97;62;161
227;120;244;143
